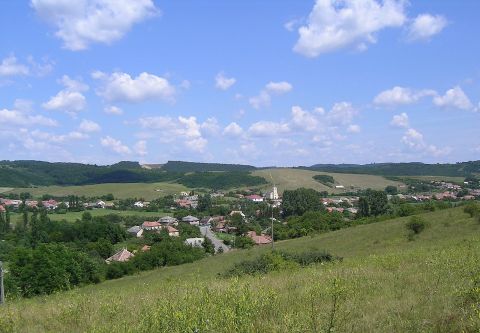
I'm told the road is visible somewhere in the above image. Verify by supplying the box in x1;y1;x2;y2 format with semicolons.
199;226;230;253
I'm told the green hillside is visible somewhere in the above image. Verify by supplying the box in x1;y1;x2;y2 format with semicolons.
253;168;404;194
1;207;479;332
161;161;257;172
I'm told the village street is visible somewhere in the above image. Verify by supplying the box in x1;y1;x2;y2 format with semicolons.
199;226;230;253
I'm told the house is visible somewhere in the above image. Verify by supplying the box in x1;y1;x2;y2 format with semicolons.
105;248;134;263
182;215;199;226
96;200;106;209
246;231;272;245
0;205;5;213
163;225;179;237
213;221;227;233
1;199;22;208
158;216;178;225
200;216;213;226
42;199;58;210
185;237;204;247
266;186;279;200
25;200;38;208
335;185;345;189
141;245;151;252
229;210;246;218
127;226;144;238
245;194;264;202
134;201;145;208
142;221;162;231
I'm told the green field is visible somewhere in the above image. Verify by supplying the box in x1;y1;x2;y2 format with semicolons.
5;181;189;200
1;207;479;332
253;168;404;194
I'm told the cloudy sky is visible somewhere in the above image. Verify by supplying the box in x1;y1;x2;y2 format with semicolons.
0;0;479;166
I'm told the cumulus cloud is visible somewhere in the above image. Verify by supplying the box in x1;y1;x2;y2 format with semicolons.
31;0;158;51
100;136;131;154
79;119;101;132
0;55;29;76
13;99;34;112
215;72;236;90
138;115;208;152
201;117;220;136
347;124;361;133
293;0;406;57
104;105;123;115
433;86;474;111
0;108;58;127
290;106;318;131
223;122;244;137
248;121;290;137
327;102;358;125
374;86;436;106
401;128;450;157
390;113;409;128
407;14;447;41
249;81;293;109
43;75;88;114
93;71;175;103
134;140;147;156
31;129;89;143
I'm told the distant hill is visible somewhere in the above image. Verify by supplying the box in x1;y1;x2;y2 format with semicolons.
306;161;480;177
161;161;257;172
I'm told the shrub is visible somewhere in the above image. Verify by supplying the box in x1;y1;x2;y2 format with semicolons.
464;202;480;218
405;216;427;235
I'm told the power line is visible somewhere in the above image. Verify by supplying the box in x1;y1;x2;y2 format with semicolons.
0;261;4;305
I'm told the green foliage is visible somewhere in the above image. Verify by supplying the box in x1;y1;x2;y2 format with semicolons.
406;216;427;235
7;244;102;297
276;211;346;240
197;194;212;212
464;202;480;218
177;172;267;190
313;174;335;186
357;189;388;217
384;185;398;195
223;250;337;277
282;188;323;217
233;236;255;249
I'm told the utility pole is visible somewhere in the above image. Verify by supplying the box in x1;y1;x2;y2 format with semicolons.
271;204;274;250
0;261;4;305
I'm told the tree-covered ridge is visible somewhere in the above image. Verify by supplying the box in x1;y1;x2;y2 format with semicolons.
161;161;257;172
306;161;480;177
177;172;267;190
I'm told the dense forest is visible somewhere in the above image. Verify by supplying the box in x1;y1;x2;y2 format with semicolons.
177;172;267;190
160;161;257;172
305;161;480;177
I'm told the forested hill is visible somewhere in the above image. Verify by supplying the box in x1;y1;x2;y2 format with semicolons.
306;161;480;177
160;161;257;172
0;160;180;187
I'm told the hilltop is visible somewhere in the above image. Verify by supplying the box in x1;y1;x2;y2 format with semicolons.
1;206;479;332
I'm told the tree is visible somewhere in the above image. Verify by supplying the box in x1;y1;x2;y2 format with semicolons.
384;185;398;195
357;197;370;218
197;194;212;212
203;237;215;255
282;188;323;217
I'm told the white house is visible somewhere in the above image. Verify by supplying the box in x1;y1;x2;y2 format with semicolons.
141;221;162;231
158;216;178;225
127;226;144;238
182;215;200;226
134;201;145;208
185;238;204;247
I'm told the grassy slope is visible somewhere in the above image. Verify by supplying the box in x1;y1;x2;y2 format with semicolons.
5;181;189;200
1;207;479;332
253;168;404;194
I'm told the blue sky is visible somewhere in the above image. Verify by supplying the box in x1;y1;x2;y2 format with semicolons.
0;0;479;166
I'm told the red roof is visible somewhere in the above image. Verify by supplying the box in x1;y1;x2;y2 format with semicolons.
0;205;5;212
165;226;178;233
246;195;263;200
247;231;272;245
142;221;161;228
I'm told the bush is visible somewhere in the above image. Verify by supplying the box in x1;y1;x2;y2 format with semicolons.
464;202;480;218
405;216;427;235
223;250;338;277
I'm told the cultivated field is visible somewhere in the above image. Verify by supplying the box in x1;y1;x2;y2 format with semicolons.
253;168;404;194
5;181;189;200
1;207;479;332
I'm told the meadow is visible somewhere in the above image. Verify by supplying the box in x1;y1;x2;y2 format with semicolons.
4;181;188;200
1;206;479;332
253;168;404;194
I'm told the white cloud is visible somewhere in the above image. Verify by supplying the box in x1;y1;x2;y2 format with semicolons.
265;81;293;94
100;136;131;154
201;117;220;136
293;0;406;57
248;121;290;137
347;124;361;133
223;122;244;137
31;0;158;51
433;86;474;111
138;115;208;152
104;105;123;115
249;81;292;109
401;128;450;157
374;86;436;106
13;99;33;112
0;108;58;127
93;71;175;103
407;14;447;41
31;129;89;143
43;75;88;114
290;106;318;131
79;119;101;132
0;55;29;76
134;140;147;156
215;72;236;90
327;102;358;125
390;113;409;128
